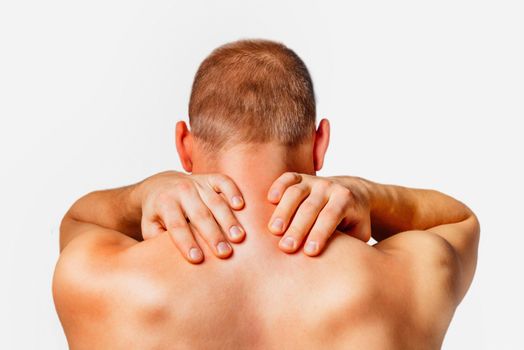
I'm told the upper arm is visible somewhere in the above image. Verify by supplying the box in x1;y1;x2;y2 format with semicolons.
425;214;480;300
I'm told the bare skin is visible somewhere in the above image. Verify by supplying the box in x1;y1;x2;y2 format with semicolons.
53;120;479;349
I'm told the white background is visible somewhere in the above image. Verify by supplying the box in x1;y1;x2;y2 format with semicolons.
1;1;522;349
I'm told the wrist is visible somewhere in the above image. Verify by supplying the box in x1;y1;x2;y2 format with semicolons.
356;177;378;213
331;175;373;209
122;182;144;226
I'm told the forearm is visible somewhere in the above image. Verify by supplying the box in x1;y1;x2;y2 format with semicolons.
62;182;144;245
337;176;474;241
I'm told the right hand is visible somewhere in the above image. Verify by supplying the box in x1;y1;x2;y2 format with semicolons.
137;171;246;264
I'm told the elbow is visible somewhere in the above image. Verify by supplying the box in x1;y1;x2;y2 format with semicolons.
59;192;90;252
59;214;78;252
470;212;481;255
465;207;481;247
471;212;481;239
58;214;68;253
456;195;481;246
458;210;481;300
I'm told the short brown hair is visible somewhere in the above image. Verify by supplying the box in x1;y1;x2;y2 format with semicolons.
188;39;316;151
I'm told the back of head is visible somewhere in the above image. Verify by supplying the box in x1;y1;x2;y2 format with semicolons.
188;39;317;153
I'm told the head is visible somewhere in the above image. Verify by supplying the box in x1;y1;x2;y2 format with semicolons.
175;39;330;178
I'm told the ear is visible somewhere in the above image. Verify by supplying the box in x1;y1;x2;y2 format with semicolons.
175;121;193;172
313;118;330;171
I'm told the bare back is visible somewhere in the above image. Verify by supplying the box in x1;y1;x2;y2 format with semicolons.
55;213;457;349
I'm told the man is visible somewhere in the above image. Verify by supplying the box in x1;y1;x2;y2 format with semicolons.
53;39;480;349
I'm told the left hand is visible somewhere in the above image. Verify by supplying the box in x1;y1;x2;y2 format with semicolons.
267;172;371;256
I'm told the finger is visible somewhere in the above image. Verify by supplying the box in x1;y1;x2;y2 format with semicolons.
267;172;302;203
302;198;347;256
199;191;245;243
141;215;166;240
181;194;233;259
345;216;372;243
278;191;329;253
161;208;204;264
268;183;310;235
207;173;244;210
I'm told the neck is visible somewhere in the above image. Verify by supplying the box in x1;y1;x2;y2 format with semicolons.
192;143;315;232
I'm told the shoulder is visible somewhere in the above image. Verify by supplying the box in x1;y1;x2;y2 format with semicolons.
53;229;174;326
54;227;138;286
52;228;138;328
376;230;460;273
374;230;461;333
53;231;183;347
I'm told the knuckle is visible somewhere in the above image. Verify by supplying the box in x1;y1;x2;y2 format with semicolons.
288;185;305;197
167;219;187;231
212;173;227;186
193;208;213;221
336;186;352;197
283;171;295;180
156;191;173;203
324;204;344;217
301;199;321;213
315;179;331;191
208;194;225;207
283;171;299;183
331;194;349;209
218;172;232;180
174;180;193;193
155;198;173;213
204;228;224;242
169;227;188;240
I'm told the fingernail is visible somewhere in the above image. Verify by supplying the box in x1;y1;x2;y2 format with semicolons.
269;189;279;201
271;218;284;232
189;247;203;261
229;225;243;240
281;236;296;250
217;241;231;255
232;196;243;207
304;241;318;255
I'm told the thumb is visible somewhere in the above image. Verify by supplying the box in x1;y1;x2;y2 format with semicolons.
345;217;371;243
141;217;165;240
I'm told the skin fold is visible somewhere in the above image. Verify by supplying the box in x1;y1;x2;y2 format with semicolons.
53;119;480;349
